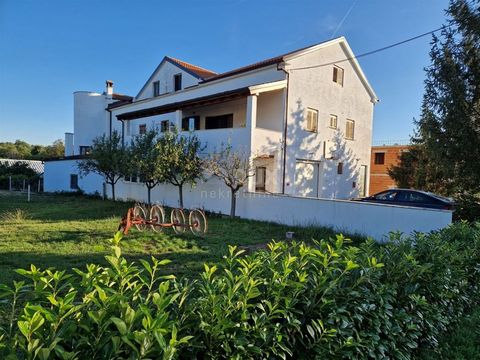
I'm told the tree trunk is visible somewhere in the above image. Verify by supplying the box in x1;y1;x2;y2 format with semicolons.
111;182;116;201
178;185;183;208
147;186;151;206
230;189;237;217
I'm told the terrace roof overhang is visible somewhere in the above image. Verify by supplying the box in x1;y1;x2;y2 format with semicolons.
115;80;287;121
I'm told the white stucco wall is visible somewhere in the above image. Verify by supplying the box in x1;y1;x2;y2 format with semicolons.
284;42;375;199
73;92;109;155
136;60;200;100
113;176;451;242
44;160;103;194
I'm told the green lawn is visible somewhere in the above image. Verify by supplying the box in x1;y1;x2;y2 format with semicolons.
0;190;356;284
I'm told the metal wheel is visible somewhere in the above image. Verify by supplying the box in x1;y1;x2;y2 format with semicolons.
149;205;165;232
133;205;147;232
189;209;207;236
171;208;186;234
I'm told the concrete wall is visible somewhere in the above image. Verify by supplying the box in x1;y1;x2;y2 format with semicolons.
44;160;103;194
284;42;375;199
44;166;452;241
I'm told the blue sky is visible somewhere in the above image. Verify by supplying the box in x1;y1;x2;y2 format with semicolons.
0;0;449;145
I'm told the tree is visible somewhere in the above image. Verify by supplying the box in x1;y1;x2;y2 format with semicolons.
207;145;255;217
157;132;204;208
77;131;128;201
129;129;164;205
390;0;480;196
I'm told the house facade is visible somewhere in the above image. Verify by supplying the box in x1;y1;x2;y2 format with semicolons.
45;37;378;211
369;144;410;195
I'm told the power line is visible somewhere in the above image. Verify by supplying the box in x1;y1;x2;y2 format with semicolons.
289;26;448;71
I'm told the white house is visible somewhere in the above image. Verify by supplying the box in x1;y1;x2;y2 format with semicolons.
43;37;453;240
46;37;377;199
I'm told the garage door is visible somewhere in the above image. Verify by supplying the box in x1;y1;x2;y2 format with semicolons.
295;160;319;197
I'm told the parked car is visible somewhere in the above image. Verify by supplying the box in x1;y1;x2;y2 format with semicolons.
353;189;455;210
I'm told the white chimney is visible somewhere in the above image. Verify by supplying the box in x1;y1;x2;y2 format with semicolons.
106;80;114;97
64;132;74;156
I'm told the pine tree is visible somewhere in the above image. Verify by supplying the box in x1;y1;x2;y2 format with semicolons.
390;0;480;196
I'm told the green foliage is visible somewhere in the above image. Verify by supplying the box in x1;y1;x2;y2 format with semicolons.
128;129;164;204
77;131;129;201
157;132;204;208
0;140;64;160
390;0;480;200
1;222;480;358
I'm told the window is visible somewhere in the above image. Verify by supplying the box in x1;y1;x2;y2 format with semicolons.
174;74;182;91
333;66;344;86
160;120;170;133
255;167;266;192
182;116;200;131
337;162;343;175
139;124;147;135
153;81;160;97
79;146;91;155
345;119;355;140
205;114;233;129
70;174;78;189
124;174;138;183
374;152;385;165
305;108;318;132
374;190;399;201
329;114;337;129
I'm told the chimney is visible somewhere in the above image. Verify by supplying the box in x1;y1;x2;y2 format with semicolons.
106;80;114;97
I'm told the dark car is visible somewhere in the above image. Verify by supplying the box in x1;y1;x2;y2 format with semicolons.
353;189;455;210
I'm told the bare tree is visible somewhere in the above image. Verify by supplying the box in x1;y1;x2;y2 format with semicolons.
207;145;255;217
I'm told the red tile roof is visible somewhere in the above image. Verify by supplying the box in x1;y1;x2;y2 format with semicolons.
166;57;217;80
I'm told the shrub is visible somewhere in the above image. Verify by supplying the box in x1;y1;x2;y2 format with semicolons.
0;223;479;358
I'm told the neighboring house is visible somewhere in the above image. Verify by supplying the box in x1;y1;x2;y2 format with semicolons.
369;144;410;195
45;36;378;211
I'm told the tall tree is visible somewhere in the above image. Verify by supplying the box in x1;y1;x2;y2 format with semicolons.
158;132;204;208
77;131;128;201
390;0;480;196
207;145;255;217
129;129;164;205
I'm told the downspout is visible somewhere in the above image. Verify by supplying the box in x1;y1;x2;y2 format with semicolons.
278;63;290;194
106;108;113;138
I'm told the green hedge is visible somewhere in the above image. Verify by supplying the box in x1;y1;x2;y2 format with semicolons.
0;223;479;359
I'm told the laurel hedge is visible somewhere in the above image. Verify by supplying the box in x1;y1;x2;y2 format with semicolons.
1;222;479;359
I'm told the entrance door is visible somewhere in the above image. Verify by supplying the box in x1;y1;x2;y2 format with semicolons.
358;165;367;197
295;160;319;197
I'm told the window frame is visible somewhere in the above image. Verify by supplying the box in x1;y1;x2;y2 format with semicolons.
174;73;182;92
305;108;318;133
153;80;160;97
255;166;267;192
79;146;91;155
182;116;200;131
329;114;338;129
205;114;234;130
374;152;385;165
345;119;355;140
337;162;343;175
70;174;79;189
138;124;147;135
333;65;344;86
160;120;170;133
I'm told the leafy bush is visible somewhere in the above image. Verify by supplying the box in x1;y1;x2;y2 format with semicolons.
0;223;479;359
454;193;480;222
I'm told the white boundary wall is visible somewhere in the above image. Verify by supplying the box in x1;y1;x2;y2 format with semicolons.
44;160;452;241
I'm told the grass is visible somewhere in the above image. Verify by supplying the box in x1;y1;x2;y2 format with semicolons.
417;308;480;359
0;190;361;284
